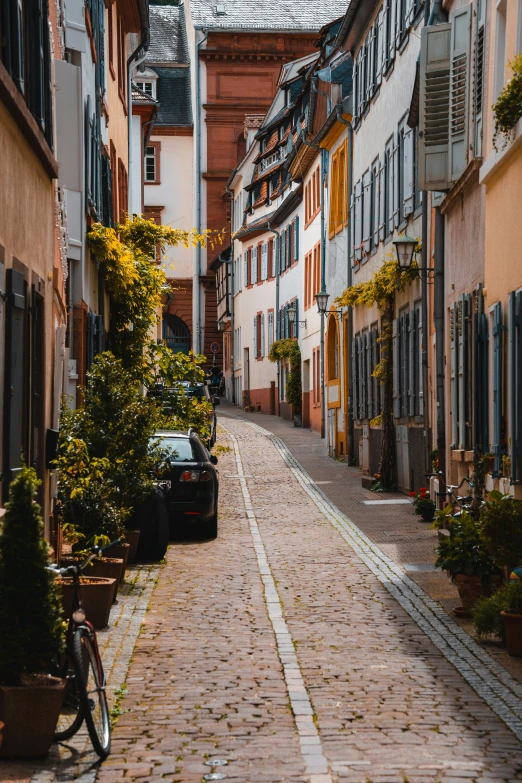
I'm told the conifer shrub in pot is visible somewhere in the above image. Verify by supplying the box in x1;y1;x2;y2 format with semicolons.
473;580;522;656
434;509;501;614
0;467;66;758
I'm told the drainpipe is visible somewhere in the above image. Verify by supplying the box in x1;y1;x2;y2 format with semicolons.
195;30;209;355
434;206;446;504
267;222;281;414
225;175;236;405
335;104;355;463
319;147;328;440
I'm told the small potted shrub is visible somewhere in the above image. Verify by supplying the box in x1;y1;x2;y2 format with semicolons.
0;467;66;757
410;487;436;522
473;580;522;656
480;491;522;577
434;510;501;614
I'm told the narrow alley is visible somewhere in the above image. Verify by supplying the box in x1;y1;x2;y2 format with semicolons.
93;412;522;783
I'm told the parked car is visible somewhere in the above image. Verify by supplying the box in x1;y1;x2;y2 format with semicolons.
152;429;219;539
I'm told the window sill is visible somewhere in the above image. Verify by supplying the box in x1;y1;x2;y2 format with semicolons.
398;32;410;55
144;181;161;186
384;61;395;81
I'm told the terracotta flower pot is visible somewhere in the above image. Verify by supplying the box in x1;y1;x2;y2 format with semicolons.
109;542;131;581
124;529;140;564
454;574;502;613
61;557;124;603
0;676;65;758
501;611;522;657
59;576;116;629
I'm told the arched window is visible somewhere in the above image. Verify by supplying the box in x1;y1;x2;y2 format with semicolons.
327;316;339;380
162;315;191;354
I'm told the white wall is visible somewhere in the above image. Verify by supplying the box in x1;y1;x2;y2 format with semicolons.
145;133;194;279
130;114;142;216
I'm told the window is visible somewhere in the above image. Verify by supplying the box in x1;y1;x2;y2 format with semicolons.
305;166;321;226
494;0;507;100
313;242;321;302
327;317;339;380
312;347;321;406
304;250;313;310
145;144;160;184
352;327;381;421
251;246;258;285
254;313;265;359
244;251;250;287
329;140;348;237
392;307;423;420
117;12;126;105
108;3;115;79
261;242;268;280
268;239;274;278
117;158;128;223
136;80;156;98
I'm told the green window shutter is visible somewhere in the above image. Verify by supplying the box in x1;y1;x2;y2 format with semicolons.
362;170;372;254
473;0;486;157
354;180;362;261
449;4;472;183
402;127;414;217
294;216;299;261
378;153;386;241
418;23;452;191
392;319;400;418
492;301;503;477
352;337;359;421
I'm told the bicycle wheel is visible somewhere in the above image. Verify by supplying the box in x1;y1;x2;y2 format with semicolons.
73;627;111;759
53;651;84;741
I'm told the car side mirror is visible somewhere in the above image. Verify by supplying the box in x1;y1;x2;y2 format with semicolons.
210;455;218;465
213;396;220;406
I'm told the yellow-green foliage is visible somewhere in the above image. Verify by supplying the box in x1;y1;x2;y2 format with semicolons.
268;338;302;414
335;257;419;310
492;53;522;150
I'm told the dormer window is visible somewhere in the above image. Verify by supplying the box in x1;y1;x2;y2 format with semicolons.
215;3;226;15
136;80;156;99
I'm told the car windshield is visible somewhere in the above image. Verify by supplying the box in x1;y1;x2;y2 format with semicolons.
154;437;195;462
179;383;204;399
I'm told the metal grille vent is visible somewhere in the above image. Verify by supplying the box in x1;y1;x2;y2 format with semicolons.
424;70;450;146
451;53;467;136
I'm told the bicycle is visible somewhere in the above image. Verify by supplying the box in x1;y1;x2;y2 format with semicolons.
50;538;121;759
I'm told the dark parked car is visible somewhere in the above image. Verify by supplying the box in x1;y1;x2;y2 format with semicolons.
152;429;219;538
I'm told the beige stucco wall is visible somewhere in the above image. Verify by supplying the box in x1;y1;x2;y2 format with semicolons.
106;5;129;176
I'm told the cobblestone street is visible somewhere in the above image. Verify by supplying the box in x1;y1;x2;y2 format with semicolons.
99;414;522;783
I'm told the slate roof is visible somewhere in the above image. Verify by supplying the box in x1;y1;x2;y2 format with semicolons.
132;84;157;105
189;0;350;31
153;67;193;126
146;6;189;65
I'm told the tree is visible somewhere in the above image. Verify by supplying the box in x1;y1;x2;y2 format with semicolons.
0;467;63;686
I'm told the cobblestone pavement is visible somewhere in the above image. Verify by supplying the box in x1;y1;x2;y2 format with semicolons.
1;565;160;783
95;417;522;783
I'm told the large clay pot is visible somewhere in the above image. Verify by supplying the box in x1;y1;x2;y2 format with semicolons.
109;542;131;581
124;529;140;564
454;574;502;613
0;676;65;757
59;576;116;629
61;557;124;603
501;612;522;657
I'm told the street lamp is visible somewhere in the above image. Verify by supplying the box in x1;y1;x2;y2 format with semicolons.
393;234;417;271
216;318;225;333
287;305;306;328
315;291;330;315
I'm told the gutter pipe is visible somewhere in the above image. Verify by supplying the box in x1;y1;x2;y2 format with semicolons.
225;174;236;405
127;3;150;216
195;30;209;355
267;221;281;415
421;0;431;476
434;206;446;503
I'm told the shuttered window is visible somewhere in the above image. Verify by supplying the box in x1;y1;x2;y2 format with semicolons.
509;291;522;482
352;328;381;421
251;246;258;284
261;242;268;280
449;296;473;450
473;287;489;455
449;5;471;182
492;302;503;477
473;0;486;156
392;308;424;420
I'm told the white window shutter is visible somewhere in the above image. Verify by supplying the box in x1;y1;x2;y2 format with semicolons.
392;132;400;228
366;28;374;99
419;23;452;191
252;246;258;284
354;180;363;261
261;242;268;280
387;0;396;62
253;316;258;359
244;252;249;286
403;127;414;217
350;192;355;264
378;154;386;241
473;0;485;157
376;11;383;86
352;58;359;124
362;171;371;253
373;165;380;248
261;313;265;357
449;4;471;184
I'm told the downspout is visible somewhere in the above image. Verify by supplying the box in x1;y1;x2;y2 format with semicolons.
225;175;236;405
434;206;446;504
141;104;159;213
196;30;209;354
320;147;327;439
335;104;355;464
267;222;281;414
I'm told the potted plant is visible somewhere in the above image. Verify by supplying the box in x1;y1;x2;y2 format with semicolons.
434;510;501;614
0;467;66;757
473;580;522;656
410;487;436;522
480;490;522;577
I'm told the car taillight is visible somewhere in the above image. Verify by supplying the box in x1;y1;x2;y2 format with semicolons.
180;470;200;482
200;471;212;482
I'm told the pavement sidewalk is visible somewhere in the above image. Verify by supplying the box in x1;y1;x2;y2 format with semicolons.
218;401;522;685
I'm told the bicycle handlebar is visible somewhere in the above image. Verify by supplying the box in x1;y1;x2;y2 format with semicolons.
49;538;122;578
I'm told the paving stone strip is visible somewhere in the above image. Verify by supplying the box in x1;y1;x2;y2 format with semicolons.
224;423;334;783
222;413;522;742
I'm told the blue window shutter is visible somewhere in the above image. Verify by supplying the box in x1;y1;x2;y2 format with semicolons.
295;299;299;339
352;337;359;421
492;301;503;477
392;319;400;418
294;216;299;261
